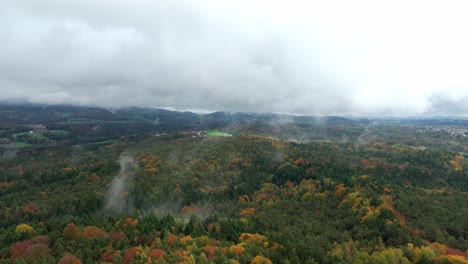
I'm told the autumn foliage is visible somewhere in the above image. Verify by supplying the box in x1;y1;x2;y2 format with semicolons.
10;240;34;258
22;204;39;213
10;236;51;259
58;254;82;264
204;245;219;259
101;250;120;263
63;223;81;239
181;205;199;215
239;207;256;217
1;121;468;263
251;255;273;264
167;234;179;245
149;249;166;260
230;244;245;256
239;233;268;245
140;153;161;174
15;223;33;234
82;226;107;239
122;217;139;229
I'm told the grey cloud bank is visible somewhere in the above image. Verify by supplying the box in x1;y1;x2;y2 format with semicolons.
1;1;468;116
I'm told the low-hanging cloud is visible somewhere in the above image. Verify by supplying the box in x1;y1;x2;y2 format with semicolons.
1;1;468;116
425;95;468;116
104;154;137;214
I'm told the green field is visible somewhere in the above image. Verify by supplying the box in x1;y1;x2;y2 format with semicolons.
55;118;95;124
48;130;70;135
12;131;48;140
56;112;72;118
12;142;32;148
34;133;46;139
89;138;120;145
207;129;232;137
12;132;31;138
108;121;135;124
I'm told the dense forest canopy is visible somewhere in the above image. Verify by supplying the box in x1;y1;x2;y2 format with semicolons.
0;104;467;263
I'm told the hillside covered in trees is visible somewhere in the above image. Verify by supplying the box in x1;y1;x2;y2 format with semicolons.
0;104;467;263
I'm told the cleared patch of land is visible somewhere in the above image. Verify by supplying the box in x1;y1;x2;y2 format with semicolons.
12;142;32;148
48;130;70;135
89;138;120;145
12;132;46;139
12;132;31;137
207;129;232;137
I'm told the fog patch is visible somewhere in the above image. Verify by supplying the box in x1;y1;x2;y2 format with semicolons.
153;201;214;223
104;154;137;214
1;147;18;161
342;134;350;143
153;118;160;126
356;121;377;146
67;145;86;167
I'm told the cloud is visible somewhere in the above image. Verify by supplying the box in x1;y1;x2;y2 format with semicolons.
425;95;468;116
1;1;468;116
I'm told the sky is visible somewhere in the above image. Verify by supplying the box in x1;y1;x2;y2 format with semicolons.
1;0;468;116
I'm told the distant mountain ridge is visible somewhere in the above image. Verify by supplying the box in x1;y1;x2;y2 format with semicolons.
1;103;468;127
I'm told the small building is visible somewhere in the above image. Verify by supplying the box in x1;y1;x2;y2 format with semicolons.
31;124;47;133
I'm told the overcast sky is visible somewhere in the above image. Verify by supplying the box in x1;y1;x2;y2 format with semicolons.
1;1;468;116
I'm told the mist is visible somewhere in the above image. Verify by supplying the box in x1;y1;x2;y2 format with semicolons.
104;154;137;214
1;148;18;161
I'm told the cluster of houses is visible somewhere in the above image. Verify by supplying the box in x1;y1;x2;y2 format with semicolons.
418;126;467;137
181;130;207;138
30;124;47;133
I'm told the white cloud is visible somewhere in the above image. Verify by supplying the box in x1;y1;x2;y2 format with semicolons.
1;0;467;116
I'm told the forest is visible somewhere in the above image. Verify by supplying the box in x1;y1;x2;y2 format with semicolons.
0;104;467;263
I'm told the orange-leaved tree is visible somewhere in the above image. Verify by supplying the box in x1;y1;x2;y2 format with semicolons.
251;255;273;264
58;254;82;264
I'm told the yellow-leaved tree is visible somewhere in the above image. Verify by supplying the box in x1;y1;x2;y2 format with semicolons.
251;256;273;264
15;223;33;234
